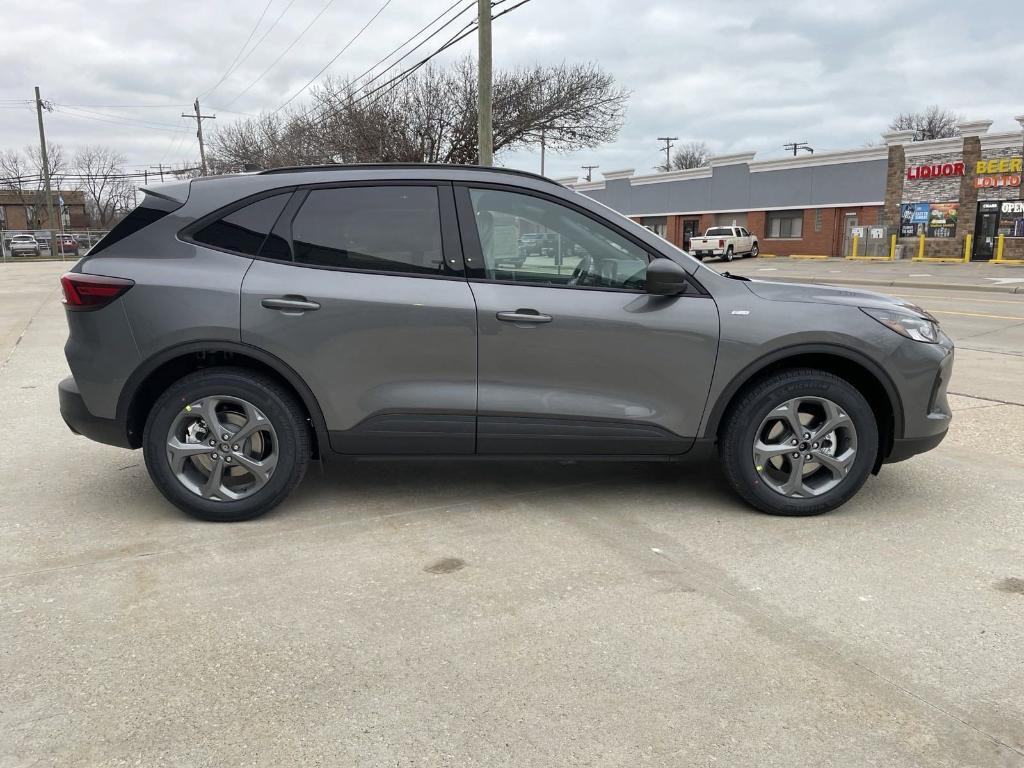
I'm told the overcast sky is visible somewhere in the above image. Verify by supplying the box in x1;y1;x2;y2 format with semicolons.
2;0;1021;182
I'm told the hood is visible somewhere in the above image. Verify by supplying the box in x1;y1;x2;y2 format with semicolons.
743;279;930;316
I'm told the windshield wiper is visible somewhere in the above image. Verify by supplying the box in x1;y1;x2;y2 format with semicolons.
720;271;751;281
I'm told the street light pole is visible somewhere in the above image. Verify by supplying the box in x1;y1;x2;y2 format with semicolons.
477;0;493;166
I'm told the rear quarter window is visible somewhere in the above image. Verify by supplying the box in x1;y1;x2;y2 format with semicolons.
88;198;180;255
191;193;291;257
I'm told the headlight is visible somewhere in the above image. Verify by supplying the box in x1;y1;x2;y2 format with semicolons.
861;307;940;343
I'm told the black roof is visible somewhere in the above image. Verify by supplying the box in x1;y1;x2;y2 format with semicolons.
257;162;558;186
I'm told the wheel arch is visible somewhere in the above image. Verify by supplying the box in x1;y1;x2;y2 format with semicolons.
703;345;903;467
117;341;328;457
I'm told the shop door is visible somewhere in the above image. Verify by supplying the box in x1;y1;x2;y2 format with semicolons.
840;213;858;257
682;219;699;251
972;202;1000;261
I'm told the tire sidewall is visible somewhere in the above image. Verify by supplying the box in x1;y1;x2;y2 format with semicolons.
726;374;878;516
143;371;305;522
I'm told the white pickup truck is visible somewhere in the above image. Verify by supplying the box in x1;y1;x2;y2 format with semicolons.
689;226;759;262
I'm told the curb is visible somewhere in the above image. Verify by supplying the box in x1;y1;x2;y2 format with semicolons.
754;275;1024;295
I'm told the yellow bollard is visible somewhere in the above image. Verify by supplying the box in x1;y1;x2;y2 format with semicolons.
994;234;1006;262
850;235;859;259
917;234;926;260
889;234;897;260
963;233;972;263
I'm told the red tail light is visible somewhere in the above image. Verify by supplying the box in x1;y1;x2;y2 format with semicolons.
718;239;725;247
60;273;134;311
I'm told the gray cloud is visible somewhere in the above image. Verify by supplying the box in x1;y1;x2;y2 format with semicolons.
1;0;1019;181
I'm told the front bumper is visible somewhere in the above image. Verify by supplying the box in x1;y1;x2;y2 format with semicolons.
58;376;132;449
882;333;954;463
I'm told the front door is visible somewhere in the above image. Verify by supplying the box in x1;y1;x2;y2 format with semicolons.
240;183;478;454
972;202;1000;261
682;219;699;251
456;185;720;455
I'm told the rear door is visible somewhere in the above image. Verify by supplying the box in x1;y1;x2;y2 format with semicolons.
238;182;478;454
456;184;720;455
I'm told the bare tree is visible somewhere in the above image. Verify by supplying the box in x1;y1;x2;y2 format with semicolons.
889;106;961;141
72;146;136;228
0;143;67;229
208;58;629;170
671;141;711;170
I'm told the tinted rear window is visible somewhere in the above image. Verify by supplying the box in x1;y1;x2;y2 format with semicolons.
88;202;176;255
290;186;445;276
192;193;291;256
705;227;734;236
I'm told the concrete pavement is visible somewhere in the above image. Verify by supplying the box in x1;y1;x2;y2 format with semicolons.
1;261;1023;767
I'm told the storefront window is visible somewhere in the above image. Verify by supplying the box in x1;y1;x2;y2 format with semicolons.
767;210;803;239
998;201;1024;238
639;216;667;239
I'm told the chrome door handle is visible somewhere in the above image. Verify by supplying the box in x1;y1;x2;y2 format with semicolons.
496;309;552;324
261;296;321;313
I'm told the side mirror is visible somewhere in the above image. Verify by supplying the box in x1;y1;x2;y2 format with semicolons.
645;258;689;296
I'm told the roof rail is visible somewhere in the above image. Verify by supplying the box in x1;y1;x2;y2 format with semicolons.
257;162;558;185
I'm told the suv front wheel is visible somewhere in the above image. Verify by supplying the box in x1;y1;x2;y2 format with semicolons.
143;367;310;522
719;368;878;516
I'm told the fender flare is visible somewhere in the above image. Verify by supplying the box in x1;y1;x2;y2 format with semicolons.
116;340;330;449
700;342;905;439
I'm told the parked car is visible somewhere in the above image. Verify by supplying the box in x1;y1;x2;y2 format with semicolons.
690;226;759;261
8;234;41;257
58;164;953;522
58;235;80;257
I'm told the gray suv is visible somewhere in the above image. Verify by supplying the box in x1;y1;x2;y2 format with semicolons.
58;164;953;522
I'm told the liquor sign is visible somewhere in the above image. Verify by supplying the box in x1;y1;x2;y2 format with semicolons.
906;162;965;180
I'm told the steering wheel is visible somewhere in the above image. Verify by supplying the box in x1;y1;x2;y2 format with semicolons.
569;254;594;286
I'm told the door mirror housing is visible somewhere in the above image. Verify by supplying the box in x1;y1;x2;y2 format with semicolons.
645;258;690;296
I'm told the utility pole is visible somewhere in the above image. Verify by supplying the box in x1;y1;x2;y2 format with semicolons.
782;141;814;156
477;0;493;166
657;136;678;172
539;129;546;176
581;164;599;182
182;98;216;176
34;86;56;235
149;163;169;182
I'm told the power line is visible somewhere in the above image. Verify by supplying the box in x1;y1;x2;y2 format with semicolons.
201;0;276;100
222;0;341;109
306;0;474;116
272;0;396;115
304;0;531;128
50;106;187;133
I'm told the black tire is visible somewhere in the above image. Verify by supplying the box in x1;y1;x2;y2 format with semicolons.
723;246;734;262
143;367;310;522
719;368;878;516
749;243;759;258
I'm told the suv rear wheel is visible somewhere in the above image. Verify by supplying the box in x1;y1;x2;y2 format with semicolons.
719;368;878;516
143;367;310;522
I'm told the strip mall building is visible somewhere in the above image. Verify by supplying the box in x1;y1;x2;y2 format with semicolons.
560;117;1024;262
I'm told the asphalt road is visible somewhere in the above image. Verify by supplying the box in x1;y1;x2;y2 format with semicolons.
2;261;1023;767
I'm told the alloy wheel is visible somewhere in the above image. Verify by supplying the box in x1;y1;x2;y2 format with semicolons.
751;396;858;498
165;395;279;501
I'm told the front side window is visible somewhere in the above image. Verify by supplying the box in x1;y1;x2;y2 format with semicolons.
468;188;649;290
192;193;290;256
767;211;804;239
291;186;445;276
